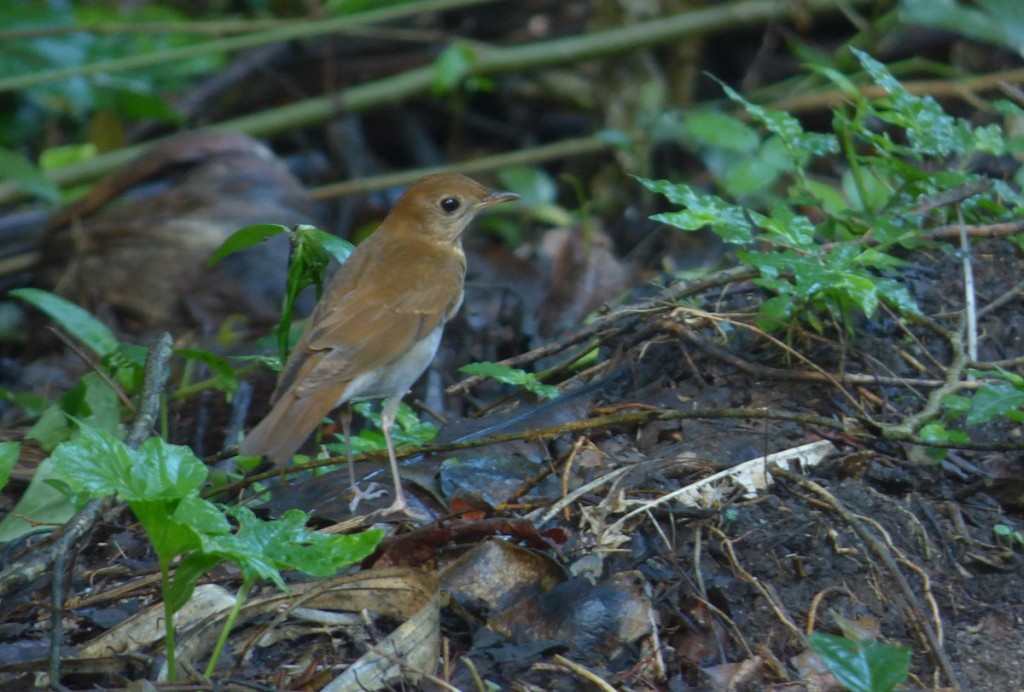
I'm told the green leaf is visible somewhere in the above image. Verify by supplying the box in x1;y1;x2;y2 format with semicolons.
718;81;838;158
39;142;97;171
299;225;354;266
167;552;224;613
199;507;383;592
498;166;559;206
274;225;353;362
432;43;477;96
720;135;794;198
50;424;136;497
27;372;120;451
966;382;1024;425
131;499;203;565
0;148;60;201
132;436;210;501
684;110;760;152
639;177;761;243
103;344;149;396
206;224;287;267
0;457;76;544
174;348;240;399
761;204;817;249
940;394;972;416
808;632;910;692
0;388;53;418
344;401;438;455
9;288;119;357
175;494;231;535
458;362;558;399
757;295;796;332
0;441;17;492
52;426;207;502
919;422;970;445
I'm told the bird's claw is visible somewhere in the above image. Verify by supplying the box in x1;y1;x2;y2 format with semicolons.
347;481;387;514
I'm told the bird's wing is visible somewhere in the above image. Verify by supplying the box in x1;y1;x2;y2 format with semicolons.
292;238;465;397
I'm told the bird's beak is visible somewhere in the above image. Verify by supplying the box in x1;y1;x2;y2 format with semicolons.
477;190;519;209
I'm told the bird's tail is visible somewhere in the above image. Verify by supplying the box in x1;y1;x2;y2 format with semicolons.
237;389;337;465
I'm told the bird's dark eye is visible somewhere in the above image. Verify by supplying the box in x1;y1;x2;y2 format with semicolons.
440;197;461;213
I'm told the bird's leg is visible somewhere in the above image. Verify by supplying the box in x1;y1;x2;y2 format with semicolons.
340;403;384;513
380;396;410;513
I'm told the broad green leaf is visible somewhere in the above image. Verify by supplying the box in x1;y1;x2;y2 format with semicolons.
919;422;970;445
39;142;97;170
808;632;910;692
52;426;207;502
804;179;849;217
757;295;797;332
28;373;120;451
762;204;817;248
966;382;1024;425
9;288;119;357
458;362;558;399
167;552;224;613
200;507;383;591
131;499;202;565
684;110;760;152
347;400;439;450
721;136;794;197
103;344;149;396
174;348;240;399
940;394;972;416
0;388;52;418
0;457;76;544
0;441;17;492
174;494;231;535
206;224;287;267
51;424;136;497
432;43;476;95
641;177;759;243
299;225;354;266
0;148;60;201
133;436;209;500
110;87;180;123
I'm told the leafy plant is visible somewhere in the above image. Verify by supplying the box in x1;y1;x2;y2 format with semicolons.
337;400;440;457
431;43;493;96
993;522;1024;549
459;361;559;400
0;2;219;152
809;632;911;692
209;223;354;365
640;49;1023;337
51;424;382;680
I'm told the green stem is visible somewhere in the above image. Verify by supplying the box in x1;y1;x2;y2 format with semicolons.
0;0;874;206
0;0;496;94
204;576;252;679
839;108;872;212
160;559;177;682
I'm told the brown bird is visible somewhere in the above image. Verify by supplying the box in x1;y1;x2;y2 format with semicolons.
239;172;518;514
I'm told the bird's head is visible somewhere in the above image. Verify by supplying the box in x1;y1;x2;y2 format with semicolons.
388;172;518;244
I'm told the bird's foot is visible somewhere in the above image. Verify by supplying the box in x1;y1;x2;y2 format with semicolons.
347;481;387;514
377;497;432;524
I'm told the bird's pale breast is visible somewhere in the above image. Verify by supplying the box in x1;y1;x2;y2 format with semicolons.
336;323;444;407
